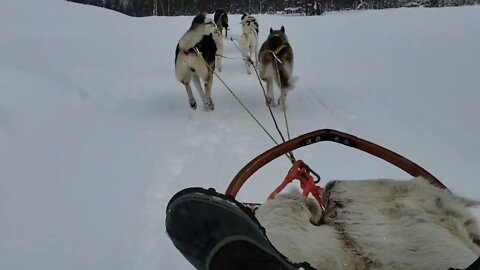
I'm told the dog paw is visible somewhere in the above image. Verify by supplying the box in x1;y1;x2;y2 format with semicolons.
190;100;197;110
266;97;276;107
277;98;287;109
204;100;215;111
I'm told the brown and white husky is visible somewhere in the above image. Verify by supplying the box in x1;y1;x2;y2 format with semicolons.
258;26;295;108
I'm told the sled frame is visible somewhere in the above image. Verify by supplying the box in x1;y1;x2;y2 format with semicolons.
225;129;446;198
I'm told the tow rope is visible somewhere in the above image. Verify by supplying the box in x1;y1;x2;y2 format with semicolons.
195;38;322;201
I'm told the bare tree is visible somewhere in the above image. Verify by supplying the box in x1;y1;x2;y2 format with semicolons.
259;0;266;13
66;0;480;17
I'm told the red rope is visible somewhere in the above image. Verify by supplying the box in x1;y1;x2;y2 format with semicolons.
268;160;325;210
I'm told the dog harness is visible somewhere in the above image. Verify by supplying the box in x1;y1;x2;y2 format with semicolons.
270;44;288;55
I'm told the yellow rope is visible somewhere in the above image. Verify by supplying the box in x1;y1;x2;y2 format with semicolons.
272;44;287;55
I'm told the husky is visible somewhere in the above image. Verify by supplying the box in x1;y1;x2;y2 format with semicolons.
258;26;295;108
175;14;217;111
238;13;259;75
255;177;480;270
213;9;229;38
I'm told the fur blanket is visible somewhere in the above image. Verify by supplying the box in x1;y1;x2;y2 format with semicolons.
255;177;480;270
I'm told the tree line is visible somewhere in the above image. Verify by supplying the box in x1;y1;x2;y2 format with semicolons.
67;0;480;16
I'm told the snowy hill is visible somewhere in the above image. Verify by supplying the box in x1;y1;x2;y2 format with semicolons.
1;0;479;269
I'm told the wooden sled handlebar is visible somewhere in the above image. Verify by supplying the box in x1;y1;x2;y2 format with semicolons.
225;129;446;198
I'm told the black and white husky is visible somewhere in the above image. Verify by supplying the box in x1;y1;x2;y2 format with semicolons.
239;13;259;75
258;26;295;108
175;14;218;111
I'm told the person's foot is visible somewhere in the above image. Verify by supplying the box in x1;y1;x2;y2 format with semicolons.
449;256;480;270
165;187;315;270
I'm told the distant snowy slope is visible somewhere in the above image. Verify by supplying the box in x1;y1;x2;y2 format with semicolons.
1;0;479;269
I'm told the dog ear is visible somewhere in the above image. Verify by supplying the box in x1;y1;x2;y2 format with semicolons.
270;27;273;33
281;26;285;33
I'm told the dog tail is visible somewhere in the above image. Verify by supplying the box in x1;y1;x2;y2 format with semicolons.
289;76;299;90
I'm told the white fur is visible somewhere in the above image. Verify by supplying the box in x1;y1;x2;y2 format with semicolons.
256;189;358;269
255;177;480;270
178;18;216;51
238;16;258;75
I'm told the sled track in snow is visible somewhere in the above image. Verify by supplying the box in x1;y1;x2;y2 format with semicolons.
305;87;344;124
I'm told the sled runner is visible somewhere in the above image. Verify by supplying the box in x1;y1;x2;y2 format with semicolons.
166;129;480;270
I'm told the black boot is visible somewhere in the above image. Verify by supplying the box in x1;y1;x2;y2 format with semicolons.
165;187;316;270
449;256;480;270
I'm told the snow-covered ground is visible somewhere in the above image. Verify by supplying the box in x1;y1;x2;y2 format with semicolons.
1;0;479;269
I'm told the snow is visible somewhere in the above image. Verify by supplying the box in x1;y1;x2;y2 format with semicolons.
1;0;479;269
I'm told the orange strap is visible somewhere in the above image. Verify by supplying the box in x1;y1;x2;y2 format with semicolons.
268;160;325;210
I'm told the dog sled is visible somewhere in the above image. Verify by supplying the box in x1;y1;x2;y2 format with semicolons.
166;129;480;270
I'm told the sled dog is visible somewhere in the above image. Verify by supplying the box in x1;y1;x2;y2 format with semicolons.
175;14;217;111
238;13;259;74
213;9;229;38
258;26;295;107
